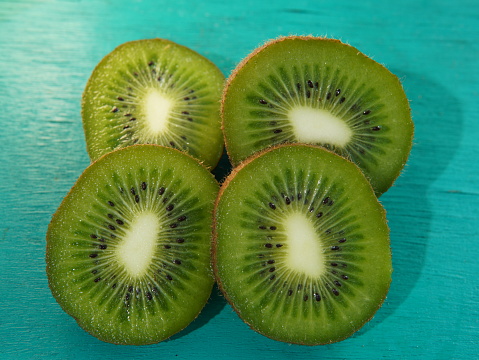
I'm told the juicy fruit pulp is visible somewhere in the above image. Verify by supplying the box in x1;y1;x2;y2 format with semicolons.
82;38;225;169
46;145;219;345
221;36;414;195
213;144;392;345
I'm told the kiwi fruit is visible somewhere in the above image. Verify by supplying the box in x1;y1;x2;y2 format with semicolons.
213;143;392;345
82;38;225;169
46;144;219;345
221;36;414;195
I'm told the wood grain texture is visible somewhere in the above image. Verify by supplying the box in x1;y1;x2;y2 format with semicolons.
0;0;478;359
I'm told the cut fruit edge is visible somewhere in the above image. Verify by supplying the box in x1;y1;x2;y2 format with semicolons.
211;143;392;345
220;35;414;196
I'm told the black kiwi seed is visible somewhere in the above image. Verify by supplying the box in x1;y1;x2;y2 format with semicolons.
141;182;147;190
268;202;276;210
322;197;333;205
158;187;165;195
166;204;174;211
108;201;115;207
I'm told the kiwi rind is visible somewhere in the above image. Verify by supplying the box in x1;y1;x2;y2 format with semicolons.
212;143;392;345
82;38;225;169
46;144;219;345
221;35;414;196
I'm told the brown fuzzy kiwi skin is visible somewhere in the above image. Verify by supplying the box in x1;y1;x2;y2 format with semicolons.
46;144;218;345
211;142;392;345
220;35;414;196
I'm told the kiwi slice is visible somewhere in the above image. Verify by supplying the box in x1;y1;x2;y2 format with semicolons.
46;144;219;345
213;144;392;345
82;38;225;169
221;36;414;195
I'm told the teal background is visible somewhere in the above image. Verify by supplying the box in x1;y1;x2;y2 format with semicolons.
1;0;477;359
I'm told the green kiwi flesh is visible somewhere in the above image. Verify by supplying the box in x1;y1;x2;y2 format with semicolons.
221;36;414;195
213;144;392;345
82;38;225;169
46;144;219;345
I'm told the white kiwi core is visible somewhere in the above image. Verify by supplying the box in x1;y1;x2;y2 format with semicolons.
144;89;173;133
117;211;159;277
288;106;352;147
284;212;325;277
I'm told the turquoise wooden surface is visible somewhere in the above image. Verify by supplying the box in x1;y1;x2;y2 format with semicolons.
1;0;478;359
